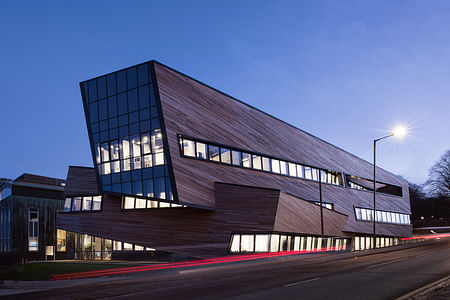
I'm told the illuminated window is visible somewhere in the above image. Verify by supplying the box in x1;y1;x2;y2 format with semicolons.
262;157;271;171
182;139;195;157
255;235;269;252
57;229;66;252
196;142;207;159
221;148;231;164
252;155;262;170
28;208;39;251
288;162;297;177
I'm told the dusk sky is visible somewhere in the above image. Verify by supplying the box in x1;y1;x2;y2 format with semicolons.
1;1;449;185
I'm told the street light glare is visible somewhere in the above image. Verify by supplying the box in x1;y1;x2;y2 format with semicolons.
392;125;407;138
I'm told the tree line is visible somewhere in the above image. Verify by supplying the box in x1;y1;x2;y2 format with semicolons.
409;149;450;227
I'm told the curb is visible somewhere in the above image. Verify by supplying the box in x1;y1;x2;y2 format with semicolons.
396;275;450;300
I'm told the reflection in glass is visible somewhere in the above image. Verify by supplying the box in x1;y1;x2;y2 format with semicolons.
196;142;207;159
242;153;251;168
208;145;220;162
221;148;231;164
232;150;242;166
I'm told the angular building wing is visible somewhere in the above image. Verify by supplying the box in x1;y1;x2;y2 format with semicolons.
56;60;412;258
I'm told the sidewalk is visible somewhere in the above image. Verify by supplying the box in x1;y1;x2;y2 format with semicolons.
397;275;450;299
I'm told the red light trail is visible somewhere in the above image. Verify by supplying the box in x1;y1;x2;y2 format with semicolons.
51;246;345;280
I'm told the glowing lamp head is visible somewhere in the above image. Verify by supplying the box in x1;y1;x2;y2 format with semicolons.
392;125;407;138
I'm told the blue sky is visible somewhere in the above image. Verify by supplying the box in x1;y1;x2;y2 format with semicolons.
1;0;449;184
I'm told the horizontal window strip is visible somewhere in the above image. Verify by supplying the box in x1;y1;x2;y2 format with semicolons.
122;196;187;210
178;136;343;186
354;207;410;225
62;196;102;213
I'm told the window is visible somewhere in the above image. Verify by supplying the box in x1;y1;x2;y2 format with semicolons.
262;157;271;172
252;155;262;170
57;229;66;252
182;139;195;157
271;159;280;174
232;150;241;166
208;145;220;162
255;235;269;252
82;196;92;211
288;163;297;177
28;208;39;251
196;142;207;159
241;235;254;252
242;153;252;168
92;196;102;211
63;198;71;212
221;148;231;164
72;197;82;211
280;161;287;175
124;197;135;209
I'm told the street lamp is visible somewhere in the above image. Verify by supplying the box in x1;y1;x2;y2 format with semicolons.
372;125;407;248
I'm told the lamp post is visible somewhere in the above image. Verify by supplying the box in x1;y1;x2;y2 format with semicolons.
372;125;407;249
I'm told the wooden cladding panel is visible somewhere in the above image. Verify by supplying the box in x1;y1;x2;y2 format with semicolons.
274;192;348;236
57;183;280;257
64;166;99;196
154;62;407;187
154;62;411;238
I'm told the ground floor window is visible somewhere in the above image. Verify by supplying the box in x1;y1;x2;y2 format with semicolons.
230;232;350;254
64;230;154;260
57;229;66;252
354;235;402;251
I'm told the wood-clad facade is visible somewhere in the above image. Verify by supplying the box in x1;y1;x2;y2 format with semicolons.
56;60;412;258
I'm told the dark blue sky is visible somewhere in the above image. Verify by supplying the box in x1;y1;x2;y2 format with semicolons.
1;1;449;184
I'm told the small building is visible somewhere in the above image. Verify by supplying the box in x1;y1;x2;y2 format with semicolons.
56;60;412;258
0;174;67;263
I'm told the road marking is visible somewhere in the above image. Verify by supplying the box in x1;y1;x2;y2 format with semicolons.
284;277;320;287
366;258;407;269
439;248;450;252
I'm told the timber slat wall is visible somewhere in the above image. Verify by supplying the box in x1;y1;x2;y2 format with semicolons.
274;192;348;237
64;166;99;196
153;62;411;238
58;183;281;257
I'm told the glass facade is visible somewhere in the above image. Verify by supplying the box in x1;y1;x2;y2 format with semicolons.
80;62;175;203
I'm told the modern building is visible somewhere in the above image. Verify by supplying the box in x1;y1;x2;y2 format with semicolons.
0;174;67;263
56;60;412;258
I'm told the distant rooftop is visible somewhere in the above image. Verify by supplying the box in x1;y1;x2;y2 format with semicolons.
14;173;65;187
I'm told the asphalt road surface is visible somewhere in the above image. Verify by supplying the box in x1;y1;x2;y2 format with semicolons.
8;239;450;300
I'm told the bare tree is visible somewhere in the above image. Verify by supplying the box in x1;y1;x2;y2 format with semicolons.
426;150;450;198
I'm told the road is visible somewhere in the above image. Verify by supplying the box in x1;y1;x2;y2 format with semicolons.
7;239;450;300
